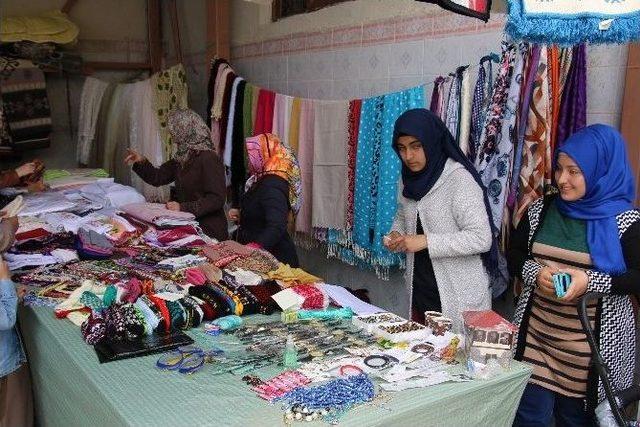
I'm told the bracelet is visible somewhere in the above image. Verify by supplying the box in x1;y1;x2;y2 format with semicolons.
339;364;364;376
149;295;172;332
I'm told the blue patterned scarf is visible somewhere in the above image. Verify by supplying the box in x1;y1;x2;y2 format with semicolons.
353;86;425;276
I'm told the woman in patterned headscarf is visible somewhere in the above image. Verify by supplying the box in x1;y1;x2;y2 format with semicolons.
229;133;301;266
125;109;228;241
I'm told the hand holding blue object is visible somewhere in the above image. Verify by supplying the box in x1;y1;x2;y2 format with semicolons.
553;272;572;298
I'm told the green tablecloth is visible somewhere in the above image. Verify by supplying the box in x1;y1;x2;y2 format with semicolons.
19;306;532;427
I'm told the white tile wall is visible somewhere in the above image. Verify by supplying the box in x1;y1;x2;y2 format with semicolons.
231;31;630;131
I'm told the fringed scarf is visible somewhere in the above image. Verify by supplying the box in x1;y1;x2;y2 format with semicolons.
353;86;425;278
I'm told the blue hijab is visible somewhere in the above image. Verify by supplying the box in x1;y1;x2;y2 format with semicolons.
556;124;636;275
392;108;499;276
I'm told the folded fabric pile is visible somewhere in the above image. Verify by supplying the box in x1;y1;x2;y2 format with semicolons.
267;264;322;288
76;228;114;260
121;202;197;227
0;10;79;44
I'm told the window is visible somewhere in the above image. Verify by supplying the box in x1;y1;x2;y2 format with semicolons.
272;0;353;21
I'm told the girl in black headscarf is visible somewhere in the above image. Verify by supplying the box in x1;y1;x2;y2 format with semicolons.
384;108;497;329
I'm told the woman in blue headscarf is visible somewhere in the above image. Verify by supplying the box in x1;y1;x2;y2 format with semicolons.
509;124;640;426
384;108;496;331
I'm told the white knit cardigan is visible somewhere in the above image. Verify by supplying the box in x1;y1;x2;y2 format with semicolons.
391;159;492;331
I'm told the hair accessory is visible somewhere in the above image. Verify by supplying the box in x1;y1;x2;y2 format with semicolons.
411;343;435;354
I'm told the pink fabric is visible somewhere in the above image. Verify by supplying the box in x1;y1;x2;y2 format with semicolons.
186;267;207;285
246;242;262;249
121;202;195;224
295;99;315;234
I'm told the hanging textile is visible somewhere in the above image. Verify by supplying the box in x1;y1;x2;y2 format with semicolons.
90;83;115;169
242;83;254;140
475;41;520;232
294;99;315;236
288;97;301;155
0;58;51;150
353;86;425;277
254;89;276;135
101;84;125;176
506;0;640;45
346;99;362;231
211;63;232;121
223;76;243;180
231;80;247;204
272;93;293;146
467;57;495;163
77;77;108;165
210;63;232;153
476;42;526;299
557;44;587;146
128;79;168;202
206;58;228;128
514;47;551;227
312;100;350;230
152;64;188;161
548;46;561;155
103;84;135;186
458;67;472;155
507;45;541;211
218;71;237;155
429;76;447;118
444;70;461;141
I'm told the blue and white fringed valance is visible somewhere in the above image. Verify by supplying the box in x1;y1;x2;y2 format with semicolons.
506;0;640;45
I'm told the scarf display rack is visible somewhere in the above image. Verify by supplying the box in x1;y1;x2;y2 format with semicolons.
210;40;588;291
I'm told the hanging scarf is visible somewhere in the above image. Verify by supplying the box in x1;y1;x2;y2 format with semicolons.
312;100;350;230
211;64;232;121
245;133;302;215
557;44;587;146
231;80;247;205
468;57;495;163
549;46;561;155
151;64;188;160
152;64;188;161
288;97;302;155
475;41;520;232
295;99;315;235
242;83;254;140
224;77;243;173
458;66;472;155
353;86;425;276
169;109;214;166
128;78;168;202
429;76;447;118
251;85;260;128
346;99;362;231
218;71;237;154
508;45;541;211
206;58;228;127
77;76;108;165
254;89;276;135
556;125;636;274
393;107;501;284
514;47;551;226
444;69;462;141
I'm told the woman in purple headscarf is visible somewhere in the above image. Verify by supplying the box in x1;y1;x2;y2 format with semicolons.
509;124;640;425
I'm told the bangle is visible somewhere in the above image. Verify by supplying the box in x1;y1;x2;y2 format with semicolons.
149;295;171;332
339;364;363;376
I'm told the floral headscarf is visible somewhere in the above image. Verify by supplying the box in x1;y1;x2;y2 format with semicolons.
168;109;213;165
245;133;302;214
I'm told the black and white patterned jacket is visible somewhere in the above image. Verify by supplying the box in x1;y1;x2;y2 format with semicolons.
509;196;640;412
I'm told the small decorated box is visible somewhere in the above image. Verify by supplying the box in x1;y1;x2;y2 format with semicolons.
462;310;518;368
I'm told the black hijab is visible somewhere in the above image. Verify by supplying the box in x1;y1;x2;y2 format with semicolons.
392;108;499;277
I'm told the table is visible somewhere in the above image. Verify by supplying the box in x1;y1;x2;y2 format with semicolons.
19;306;532;427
